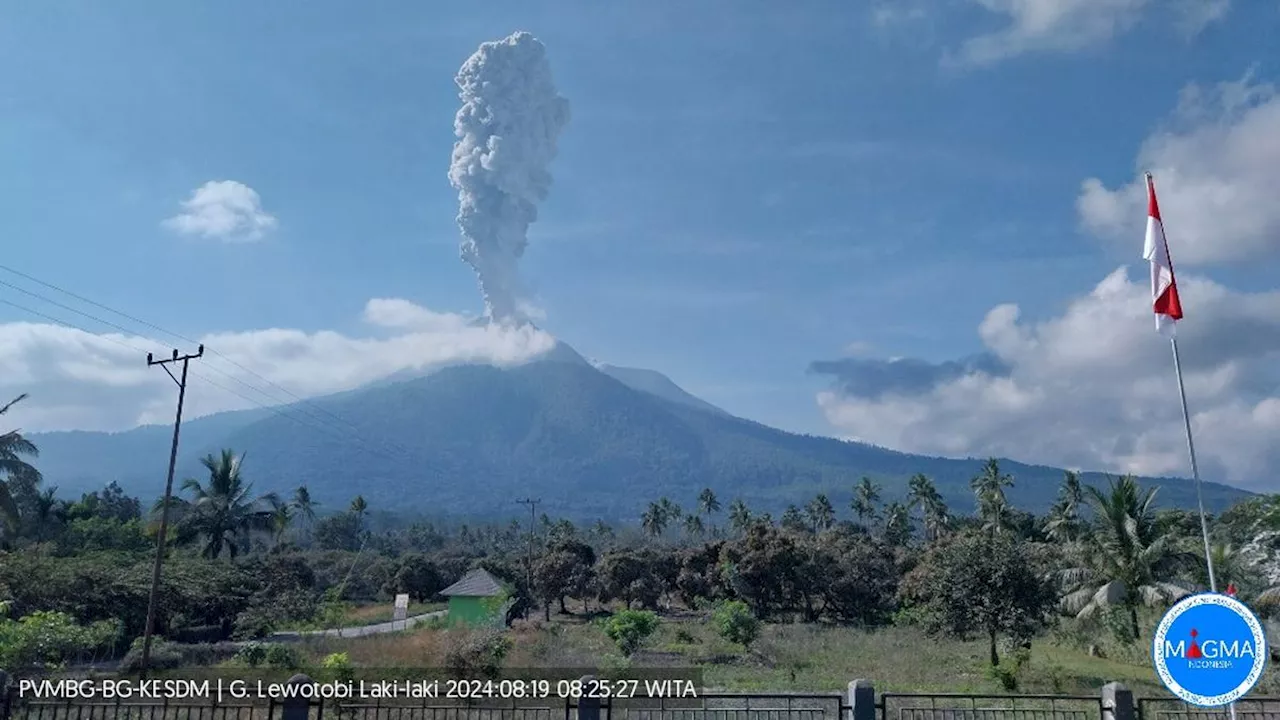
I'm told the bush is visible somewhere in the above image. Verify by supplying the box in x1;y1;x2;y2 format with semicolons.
712;601;760;649
603;610;659;656
235;642;268;667
119;638;184;674
322;652;356;682
264;643;301;670
443;629;511;680
0;610;122;669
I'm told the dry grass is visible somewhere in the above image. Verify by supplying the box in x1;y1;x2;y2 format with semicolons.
290;609;1257;697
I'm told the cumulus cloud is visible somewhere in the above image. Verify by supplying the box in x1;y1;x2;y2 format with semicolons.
945;0;1229;67
0;300;555;434
814;268;1280;490
1079;71;1280;265
163;180;278;242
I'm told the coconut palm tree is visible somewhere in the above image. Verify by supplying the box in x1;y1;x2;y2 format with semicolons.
169;449;279;559
1045;471;1085;543
698;488;721;517
851;477;881;527
1061;475;1193;641
0;394;41;532
908;474;949;541
641;502;667;538
971;459;1014;535
683;513;705;539
882;501;912;546
728;499;752;533
806;494;836;532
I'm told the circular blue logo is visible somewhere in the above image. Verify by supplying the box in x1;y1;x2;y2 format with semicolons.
1153;593;1268;707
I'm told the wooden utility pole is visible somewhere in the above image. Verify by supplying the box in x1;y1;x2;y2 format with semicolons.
138;345;203;678
515;497;540;612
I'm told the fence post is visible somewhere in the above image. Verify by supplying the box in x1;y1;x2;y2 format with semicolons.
1101;682;1134;720
577;676;600;720
847;680;875;720
281;674;314;720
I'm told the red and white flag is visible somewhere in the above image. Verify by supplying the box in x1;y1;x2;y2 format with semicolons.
1143;173;1183;335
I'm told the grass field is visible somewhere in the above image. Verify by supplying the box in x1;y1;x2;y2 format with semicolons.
288;608;1280;697
279;601;446;630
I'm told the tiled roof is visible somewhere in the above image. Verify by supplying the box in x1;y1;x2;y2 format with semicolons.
440;568;507;597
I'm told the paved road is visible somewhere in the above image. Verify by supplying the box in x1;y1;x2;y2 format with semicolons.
268;610;446;641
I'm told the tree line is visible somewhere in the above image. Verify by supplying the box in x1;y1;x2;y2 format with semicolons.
4;391;1280;673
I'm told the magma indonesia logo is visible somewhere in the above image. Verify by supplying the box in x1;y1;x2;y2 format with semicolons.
1153;593;1268;707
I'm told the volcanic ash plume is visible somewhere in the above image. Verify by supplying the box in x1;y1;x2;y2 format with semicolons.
448;31;570;325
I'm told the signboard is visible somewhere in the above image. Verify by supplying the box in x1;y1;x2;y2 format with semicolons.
393;593;409;623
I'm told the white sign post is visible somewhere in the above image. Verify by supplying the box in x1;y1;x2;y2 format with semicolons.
393;593;409;628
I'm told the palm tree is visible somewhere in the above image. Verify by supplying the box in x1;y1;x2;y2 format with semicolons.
806;494;836;532
882;501;912;546
269;498;293;549
1061;475;1193;641
1045;471;1085;543
728;499;752;533
908;474;948;541
971;458;1014;535
781;505;808;533
683;513;705;539
0;394;41;532
170;449;279;560
698;488;721;517
641;502;667;538
31;487;67;542
657;497;682;526
851;477;881;526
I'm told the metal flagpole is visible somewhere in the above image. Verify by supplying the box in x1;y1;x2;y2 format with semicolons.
1169;334;1217;592
1172;334;1239;720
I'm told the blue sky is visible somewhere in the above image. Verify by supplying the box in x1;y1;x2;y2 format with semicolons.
3;1;1279;488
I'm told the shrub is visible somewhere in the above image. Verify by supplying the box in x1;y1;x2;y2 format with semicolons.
235;642;268;667
264;643;301;670
119;638;184;674
322;652;356;683
443;629;511;680
603;610;659;656
0;610;122;669
712;601;760;649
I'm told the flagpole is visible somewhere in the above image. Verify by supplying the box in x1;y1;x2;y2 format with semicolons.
1169;334;1218;593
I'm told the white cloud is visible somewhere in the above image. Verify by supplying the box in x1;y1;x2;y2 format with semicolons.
163;180;278;243
1079;71;1280;265
945;0;1229;67
816;267;1280;491
0;300;555;434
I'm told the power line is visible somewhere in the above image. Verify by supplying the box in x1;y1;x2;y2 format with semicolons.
0;262;399;440
0;268;422;462
0;294;418;467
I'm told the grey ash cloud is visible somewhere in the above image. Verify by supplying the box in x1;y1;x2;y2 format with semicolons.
808;353;1010;399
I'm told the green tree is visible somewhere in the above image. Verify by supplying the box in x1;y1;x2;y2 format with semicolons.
603;609;659;656
728;500;752;534
906;531;1058;667
712;600;760;649
806;494;836;532
641;502;667;539
851;477;881;527
0;394;41;534
682;514;705;539
1045;471;1085;544
971;459;1014;535
1061;475;1192;642
698;488;721;517
167;449;279;559
781;505;809;533
908;474;948;542
882;501;912;546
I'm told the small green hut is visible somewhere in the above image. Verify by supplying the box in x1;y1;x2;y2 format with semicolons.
440;568;512;627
